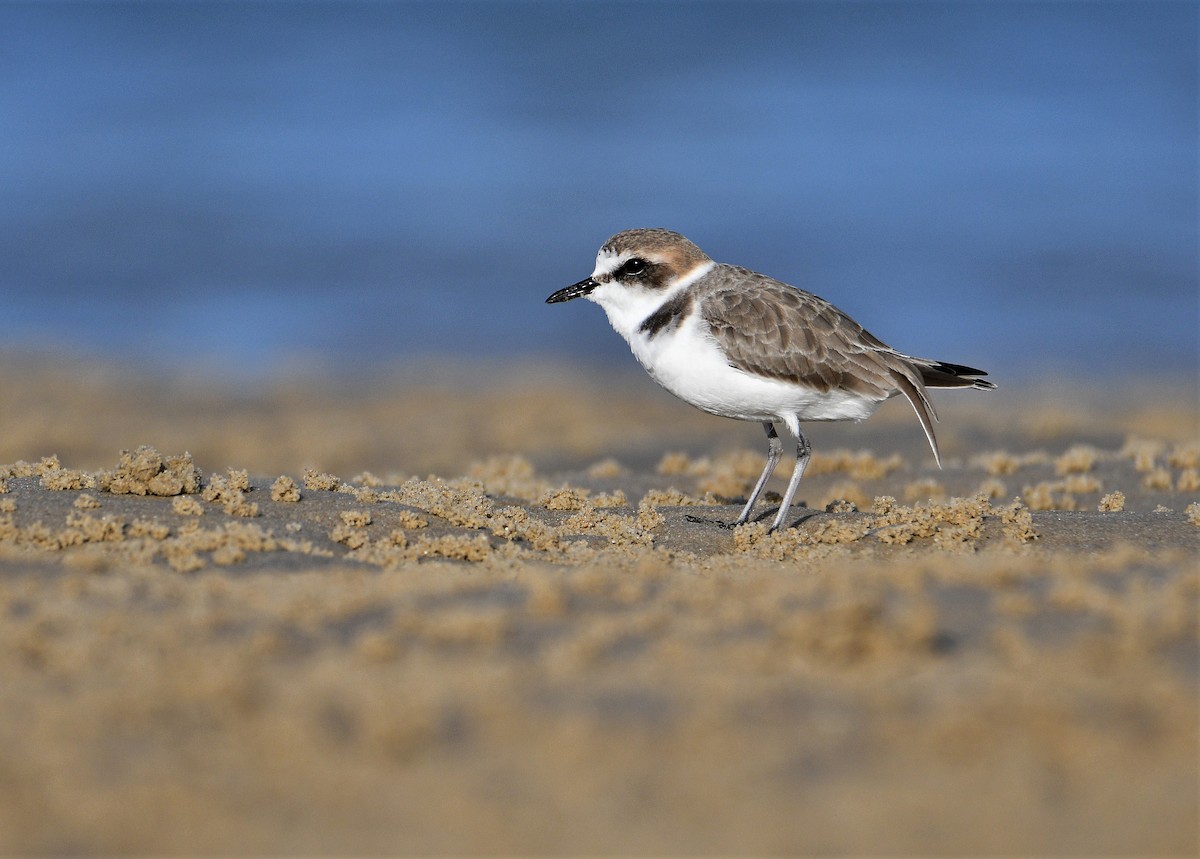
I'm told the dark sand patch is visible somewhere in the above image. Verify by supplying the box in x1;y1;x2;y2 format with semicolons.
0;361;1196;854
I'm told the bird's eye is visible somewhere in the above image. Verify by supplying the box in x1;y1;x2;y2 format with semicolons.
623;258;647;276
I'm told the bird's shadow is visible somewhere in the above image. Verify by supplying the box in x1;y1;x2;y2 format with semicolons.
684;506;822;531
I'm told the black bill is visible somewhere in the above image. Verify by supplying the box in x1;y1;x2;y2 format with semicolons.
545;277;598;304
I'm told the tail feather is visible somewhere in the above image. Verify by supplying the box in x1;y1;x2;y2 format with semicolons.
921;361;997;390
890;370;943;468
890;359;996;469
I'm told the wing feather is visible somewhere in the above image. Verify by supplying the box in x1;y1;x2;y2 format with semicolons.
696;265;993;465
697;265;955;465
699;267;899;401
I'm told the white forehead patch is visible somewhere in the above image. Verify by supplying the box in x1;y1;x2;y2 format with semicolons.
591;249;624;280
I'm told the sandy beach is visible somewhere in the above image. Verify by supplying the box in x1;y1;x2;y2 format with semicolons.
0;358;1196;854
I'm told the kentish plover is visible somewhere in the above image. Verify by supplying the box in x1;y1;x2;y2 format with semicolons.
546;228;996;532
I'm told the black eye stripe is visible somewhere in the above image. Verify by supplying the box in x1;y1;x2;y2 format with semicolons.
610;257;672;289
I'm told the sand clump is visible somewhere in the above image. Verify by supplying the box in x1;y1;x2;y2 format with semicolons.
1055;443;1105;474
73;493;102;510
1186;502;1200;527
303;467;342;491
172;495;205;516
973;449;1051;476
1099;490;1126;512
201;470;260;518
641;487;710;507
96;446;202;496
271;475;302;502
467;454;553;499
539;485;596;511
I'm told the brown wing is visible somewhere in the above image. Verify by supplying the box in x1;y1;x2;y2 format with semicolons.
699;266;946;464
700;267;906;397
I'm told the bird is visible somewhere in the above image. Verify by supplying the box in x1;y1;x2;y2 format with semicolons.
545;228;996;532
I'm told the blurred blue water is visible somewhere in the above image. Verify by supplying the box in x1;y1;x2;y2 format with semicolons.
2;1;1196;381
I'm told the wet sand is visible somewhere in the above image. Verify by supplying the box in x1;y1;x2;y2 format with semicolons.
0;358;1196;854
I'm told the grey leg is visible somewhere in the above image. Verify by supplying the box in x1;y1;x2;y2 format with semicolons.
733;422;782;526
769;428;812;533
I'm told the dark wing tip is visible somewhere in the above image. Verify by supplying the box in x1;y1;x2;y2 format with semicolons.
922;360;997;390
933;361;989;377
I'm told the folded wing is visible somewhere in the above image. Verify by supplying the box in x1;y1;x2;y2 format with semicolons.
699;268;994;467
